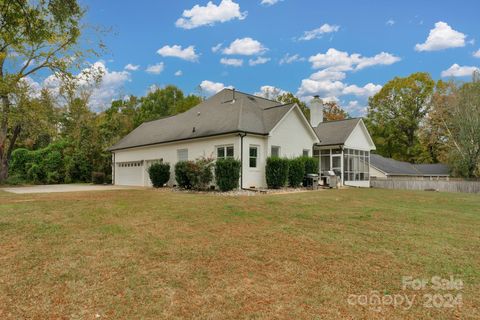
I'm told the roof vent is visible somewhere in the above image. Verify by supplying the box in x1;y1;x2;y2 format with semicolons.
197;111;201;116
192;127;196;133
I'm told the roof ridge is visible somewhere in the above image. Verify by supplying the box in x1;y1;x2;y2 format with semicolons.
263;102;295;110
222;88;283;104
322;117;361;123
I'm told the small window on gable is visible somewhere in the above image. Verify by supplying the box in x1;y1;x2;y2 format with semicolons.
271;146;280;158
177;149;188;162
303;149;310;157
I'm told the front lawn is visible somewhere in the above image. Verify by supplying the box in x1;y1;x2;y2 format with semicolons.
0;188;478;319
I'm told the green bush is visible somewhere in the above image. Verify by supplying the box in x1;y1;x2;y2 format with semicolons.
5;174;26;186
301;156;319;174
266;157;289;189
175;158;214;190
9;148;33;177
46;171;61;184
215;158;241;191
92;171;106;185
288;158;305;187
148;162;170;188
175;161;192;188
27;163;43;184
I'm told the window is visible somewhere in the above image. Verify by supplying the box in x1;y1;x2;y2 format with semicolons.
177;149;188;162
249;146;258;168
303;149;310;157
343;148;369;181
216;145;234;159
271;146;280;157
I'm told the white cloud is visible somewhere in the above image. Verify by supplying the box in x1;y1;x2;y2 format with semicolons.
175;70;183;76
279;53;305;65
124;63;139;71
254;85;286;99
157;45;199;62
309;69;346;81
175;0;247;29
415;21;466;51
343;83;382;97
199;80;233;95
386;19;395;26
299;24;340;41
297;79;346;98
249;57;270;66
212;43;223;53
345;100;368;115
473;49;480;58
309;48;400;71
441;64;479;77
220;57;243;67
222;37;267;55
260;0;281;6
145;62;165;74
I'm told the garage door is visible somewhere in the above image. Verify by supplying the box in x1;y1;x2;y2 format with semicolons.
116;161;144;186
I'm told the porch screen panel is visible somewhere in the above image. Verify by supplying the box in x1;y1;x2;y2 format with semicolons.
344;149;369;181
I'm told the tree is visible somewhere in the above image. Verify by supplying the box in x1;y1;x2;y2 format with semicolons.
365;72;435;162
443;77;480;177
323;101;349;121
0;0;91;182
134;85;201;126
276;92;310;120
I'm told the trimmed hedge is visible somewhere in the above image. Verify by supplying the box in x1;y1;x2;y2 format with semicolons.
266;157;289;189
175;161;192;189
288;158;305;187
301;156;319;174
148;162;170;188
215;158;241;191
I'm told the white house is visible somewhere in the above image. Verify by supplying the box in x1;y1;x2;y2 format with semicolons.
109;89;376;188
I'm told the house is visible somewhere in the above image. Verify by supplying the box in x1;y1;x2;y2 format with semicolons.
369;154;450;180
109;89;376;188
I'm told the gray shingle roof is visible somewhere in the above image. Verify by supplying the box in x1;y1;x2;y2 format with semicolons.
109;89;294;151
370;154;450;176
313;118;361;146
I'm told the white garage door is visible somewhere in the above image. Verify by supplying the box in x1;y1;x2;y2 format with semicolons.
116;161;144;186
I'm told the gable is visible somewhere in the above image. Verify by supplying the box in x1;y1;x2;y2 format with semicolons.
344;120;376;150
270;105;319;142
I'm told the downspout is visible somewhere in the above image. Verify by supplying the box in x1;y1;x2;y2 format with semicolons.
238;132;247;189
112;152;115;185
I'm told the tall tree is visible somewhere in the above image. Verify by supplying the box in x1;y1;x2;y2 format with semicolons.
365;72;435;162
323;101;349;121
276;92;310;120
0;0;91;182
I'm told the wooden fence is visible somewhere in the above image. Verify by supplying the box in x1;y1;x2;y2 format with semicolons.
370;178;480;194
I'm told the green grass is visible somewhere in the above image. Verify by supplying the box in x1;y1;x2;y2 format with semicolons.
0;188;478;319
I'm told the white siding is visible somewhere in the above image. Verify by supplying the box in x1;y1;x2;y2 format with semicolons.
369;166;387;179
344;122;375;151
114;134;239;186
268;108;318;158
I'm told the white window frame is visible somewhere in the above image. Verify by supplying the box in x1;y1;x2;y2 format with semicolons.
303;149;310;157
249;145;259;168
216;144;234;160
177;148;188;162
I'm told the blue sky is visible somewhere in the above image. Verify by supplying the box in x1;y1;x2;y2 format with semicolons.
72;0;480;115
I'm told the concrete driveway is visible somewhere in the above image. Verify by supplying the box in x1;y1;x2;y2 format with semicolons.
1;184;137;194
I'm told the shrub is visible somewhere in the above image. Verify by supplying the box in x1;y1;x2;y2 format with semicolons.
175;158;214;190
288;158;305;187
301;156;319;174
5;174;26;186
27;164;43;184
175;161;192;189
46;171;61;184
148;162;170;188
215;158;241;191
9;148;33;178
92;172;106;185
266;157;289;189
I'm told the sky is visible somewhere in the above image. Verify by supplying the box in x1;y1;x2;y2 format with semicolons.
36;0;480;115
